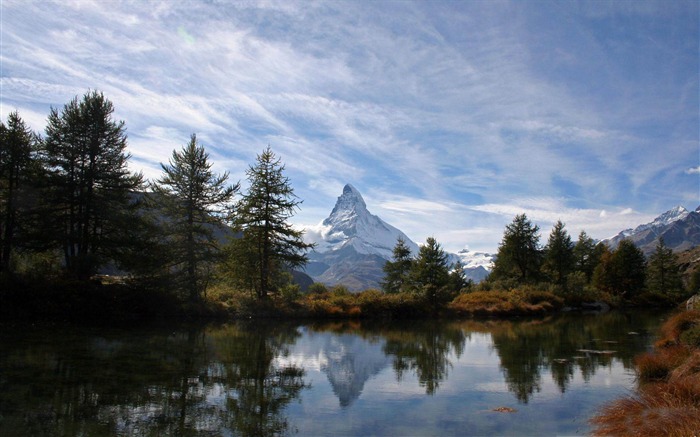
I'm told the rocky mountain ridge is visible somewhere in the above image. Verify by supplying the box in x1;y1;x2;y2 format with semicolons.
603;205;700;256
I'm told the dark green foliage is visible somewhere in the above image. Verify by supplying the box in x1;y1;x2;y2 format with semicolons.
382;237;414;293
490;214;542;284
543;221;574;292
410;237;450;289
43;90;143;279
410;237;453;308
646;238;684;299
573;231;599;282
448;260;472;293
228;147;313;299
0;112;41;273
593;240;646;297
152;134;238;302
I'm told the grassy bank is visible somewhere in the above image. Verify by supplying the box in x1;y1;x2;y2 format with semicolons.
2;274;620;324
590;309;700;436
208;284;566;319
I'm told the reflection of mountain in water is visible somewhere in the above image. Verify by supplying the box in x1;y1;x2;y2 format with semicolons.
319;333;391;407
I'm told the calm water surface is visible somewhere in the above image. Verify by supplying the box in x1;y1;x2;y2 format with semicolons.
0;310;669;436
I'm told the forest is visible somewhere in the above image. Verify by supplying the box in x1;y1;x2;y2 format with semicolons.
1;91;698;322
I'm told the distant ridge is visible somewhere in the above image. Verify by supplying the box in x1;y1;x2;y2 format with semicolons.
603;205;700;255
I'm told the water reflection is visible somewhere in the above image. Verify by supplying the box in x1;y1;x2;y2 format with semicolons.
0;311;665;436
0;323;307;436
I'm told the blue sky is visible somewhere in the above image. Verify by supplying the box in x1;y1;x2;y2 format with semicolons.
1;0;698;253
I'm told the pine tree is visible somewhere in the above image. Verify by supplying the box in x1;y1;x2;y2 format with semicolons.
647;238;683;299
573;230;598;282
409;237;451;308
0;112;40;273
43;91;143;279
448;260;471;293
491;214;542;284
593;240;646;298
152;134;238;302
381;237;413;293
543;220;574;291
230;147;313;299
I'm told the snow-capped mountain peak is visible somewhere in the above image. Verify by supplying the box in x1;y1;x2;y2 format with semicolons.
623;205;690;236
651;206;689;227
603;205;699;254
309;184;418;259
324;184;367;222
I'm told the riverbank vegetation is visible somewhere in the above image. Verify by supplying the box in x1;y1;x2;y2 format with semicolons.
590;308;700;436
2;91;698;324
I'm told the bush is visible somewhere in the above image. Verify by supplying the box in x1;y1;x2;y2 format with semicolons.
307;282;328;294
448;288;561;317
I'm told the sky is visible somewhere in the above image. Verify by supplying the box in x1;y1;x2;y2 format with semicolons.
1;0;698;253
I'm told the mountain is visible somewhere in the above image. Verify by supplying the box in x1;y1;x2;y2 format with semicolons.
309;184;420;258
305;184;418;290
450;249;496;283
604;205;700;256
305;184;493;290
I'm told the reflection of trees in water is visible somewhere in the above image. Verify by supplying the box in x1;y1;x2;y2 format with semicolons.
381;321;467;395
0;322;307;436
307;321;468;397
484;311;662;403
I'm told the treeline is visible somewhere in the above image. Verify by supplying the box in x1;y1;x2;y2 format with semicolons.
0;90;311;319
3;91;696;322
382;214;698;308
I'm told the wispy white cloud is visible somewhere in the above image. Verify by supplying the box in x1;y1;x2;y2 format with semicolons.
1;0;696;252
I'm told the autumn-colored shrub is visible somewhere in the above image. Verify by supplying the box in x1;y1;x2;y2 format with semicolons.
635;346;689;382
448;289;561;317
657;310;700;346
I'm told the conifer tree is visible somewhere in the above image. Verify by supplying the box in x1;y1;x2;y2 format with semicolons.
43;91;143;279
230;147;312;299
573;230;598;282
593;240;646;298
491;214;542;284
0;112;40;273
381;237;413;293
409;237;452;308
647;238;683;298
543;220;574;291
152;134;238;302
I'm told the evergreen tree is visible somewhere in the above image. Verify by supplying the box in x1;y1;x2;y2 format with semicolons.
43;91;143;279
572;230;598;282
448;260;471;293
612;239;647;298
647;238;683;298
0;112;40;273
230;147;313;299
593;240;646;298
543;220;574;291
491;214;542;284
409;237;451;308
152;134;238;302
381;237;413;293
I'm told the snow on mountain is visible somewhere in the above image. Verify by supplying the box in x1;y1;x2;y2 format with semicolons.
604;205;700;255
614;205;690;238
304;184;494;290
453;249;496;270
306;184;419;259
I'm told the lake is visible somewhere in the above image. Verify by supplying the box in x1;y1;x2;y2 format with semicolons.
0;310;669;436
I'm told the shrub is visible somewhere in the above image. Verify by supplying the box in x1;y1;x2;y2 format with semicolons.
308;282;328;294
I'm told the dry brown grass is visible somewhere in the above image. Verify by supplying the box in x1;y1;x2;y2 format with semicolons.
591;310;700;436
590;378;700;437
448;289;562;317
